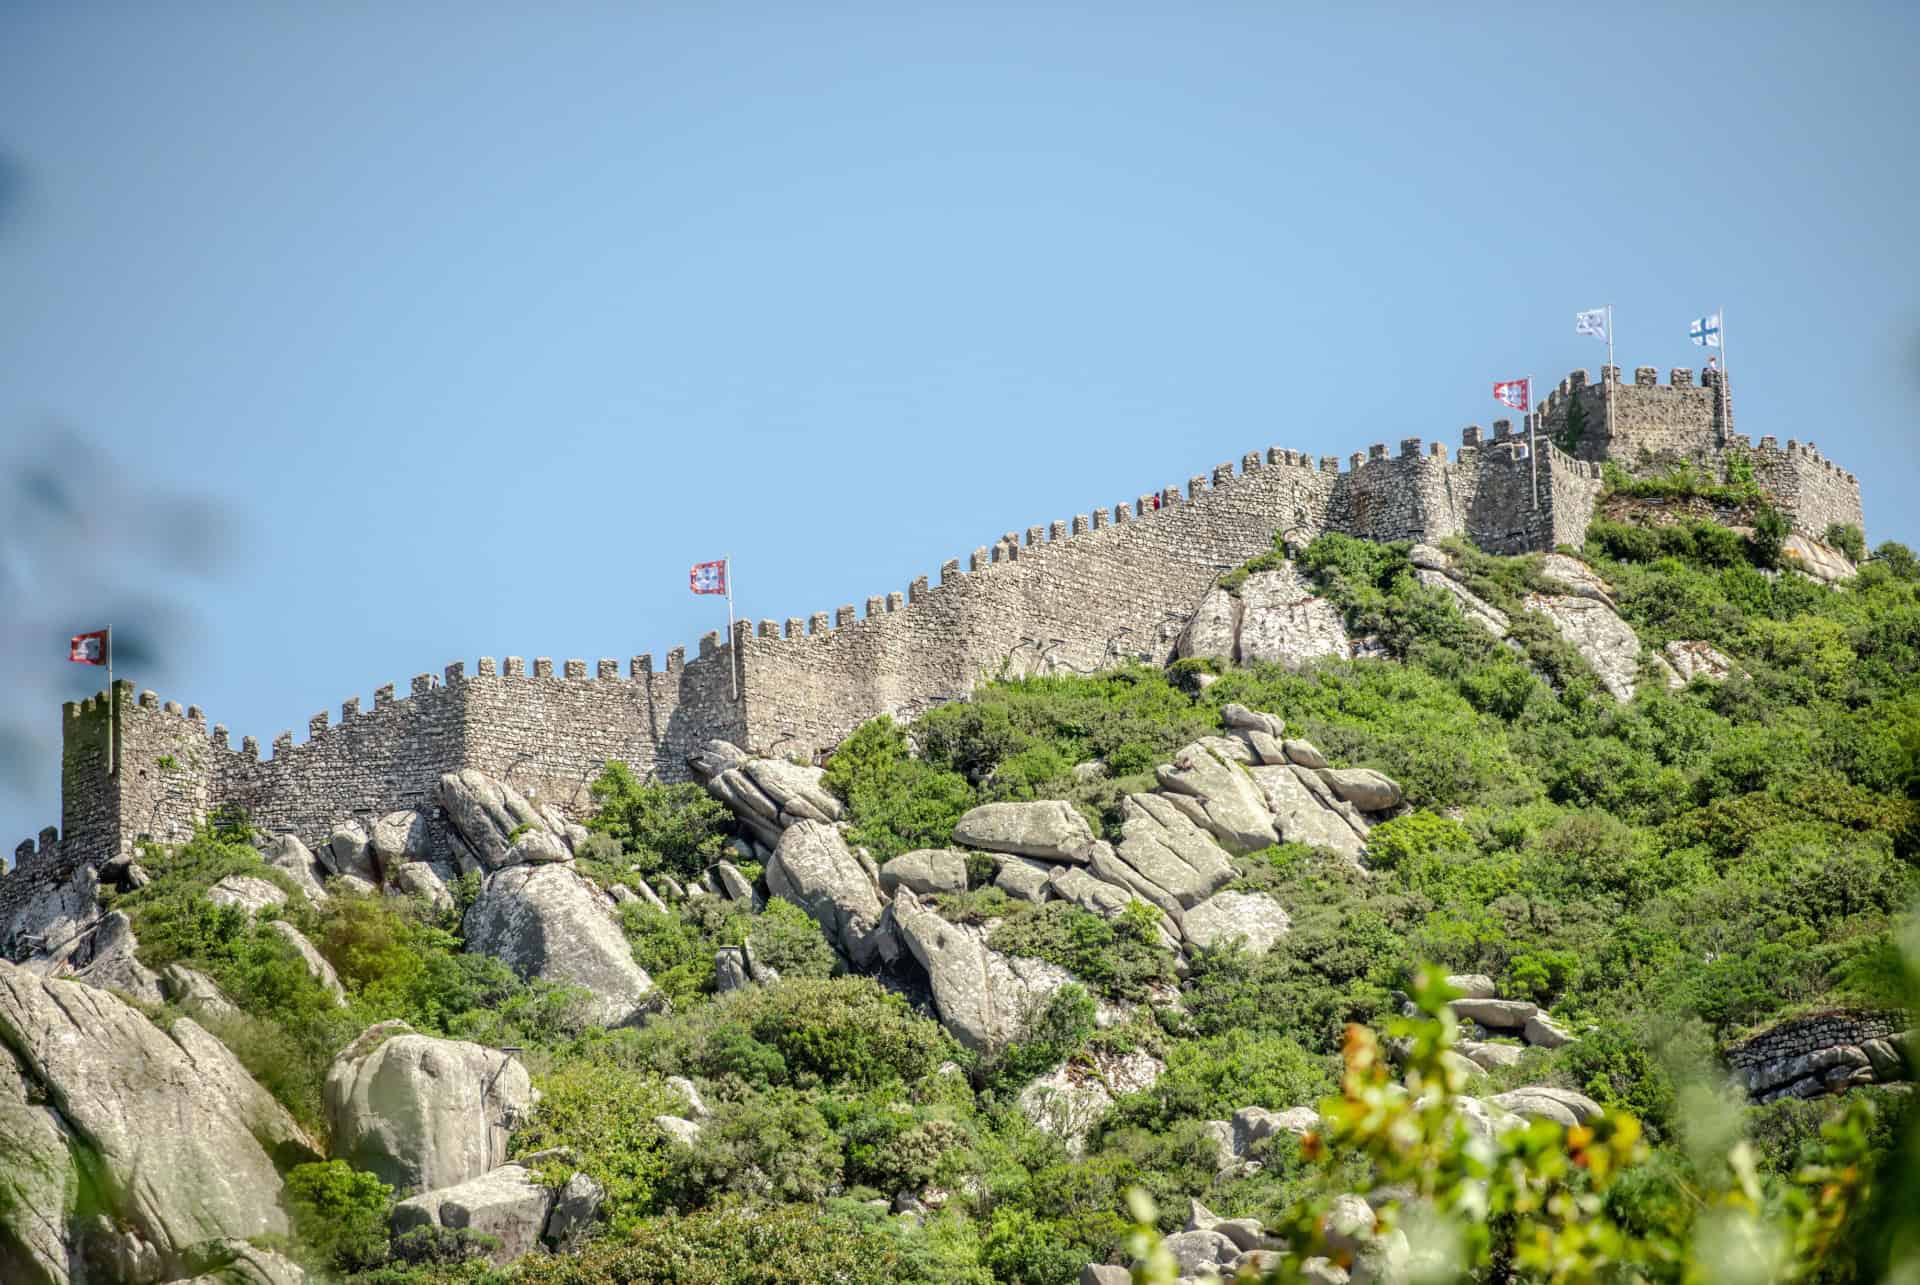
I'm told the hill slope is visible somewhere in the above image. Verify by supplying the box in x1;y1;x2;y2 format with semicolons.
2;520;1917;1285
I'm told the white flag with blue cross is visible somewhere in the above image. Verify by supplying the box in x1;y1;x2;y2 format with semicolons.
1689;313;1721;348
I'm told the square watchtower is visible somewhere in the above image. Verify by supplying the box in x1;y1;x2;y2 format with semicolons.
1538;366;1733;480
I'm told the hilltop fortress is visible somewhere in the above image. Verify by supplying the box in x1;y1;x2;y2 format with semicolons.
5;365;1866;918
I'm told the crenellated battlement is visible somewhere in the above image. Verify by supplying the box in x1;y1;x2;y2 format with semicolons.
1537;365;1861;538
11;365;1860;889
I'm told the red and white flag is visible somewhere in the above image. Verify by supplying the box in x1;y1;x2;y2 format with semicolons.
1492;379;1531;412
69;630;109;665
689;559;728;595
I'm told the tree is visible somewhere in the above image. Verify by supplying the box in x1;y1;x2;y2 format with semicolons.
1749;504;1790;568
1556;392;1590;454
586;760;732;880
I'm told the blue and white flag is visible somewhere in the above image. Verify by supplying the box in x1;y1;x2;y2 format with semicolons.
1575;308;1609;340
1689;313;1721;348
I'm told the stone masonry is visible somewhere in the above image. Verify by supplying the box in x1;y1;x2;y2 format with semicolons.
2;369;1866;924
1539;366;1864;537
1725;1010;1910;1103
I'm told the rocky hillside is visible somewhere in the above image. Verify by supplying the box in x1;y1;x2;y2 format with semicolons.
2;520;1917;1285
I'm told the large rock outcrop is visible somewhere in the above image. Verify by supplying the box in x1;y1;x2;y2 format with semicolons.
1019;1047;1164;1155
389;860;457;914
878;848;969;896
325;1022;535;1196
1248;764;1368;861
3;864;101;963
391;1163;553;1265
1154;739;1279;854
1237;566;1354;666
689;741;845;849
1110;794;1236;908
953;801;1095;861
0;962;312;1283
1242;544;1687;708
889;889;1074;1054
1181;890;1291;955
370;809;431;868
1782;533;1857;584
1487;1086;1604;1127
206;873;289;915
463;864;656;1026
1178;564;1351;668
166;1241;308;1285
436;769;562;871
65;910;166;1006
1522;592;1662;701
261;835;329;904
1412;559;1509;636
1664;639;1737;685
765;821;891;967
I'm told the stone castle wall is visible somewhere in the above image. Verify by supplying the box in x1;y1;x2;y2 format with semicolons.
1748;436;1866;538
737;428;1603;765
0;368;1859;915
1725;1010;1910;1103
1542;365;1734;473
1;646;746;909
1539;366;1864;540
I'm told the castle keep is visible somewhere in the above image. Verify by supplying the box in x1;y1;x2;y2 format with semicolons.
4;367;1865;920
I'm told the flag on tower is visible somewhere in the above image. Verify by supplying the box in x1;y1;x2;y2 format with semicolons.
1689;313;1721;348
1492;379;1531;412
1575;308;1609;340
69;630;109;665
689;560;728;595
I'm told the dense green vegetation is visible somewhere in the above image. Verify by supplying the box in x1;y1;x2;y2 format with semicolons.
1600;458;1763;508
100;515;1920;1282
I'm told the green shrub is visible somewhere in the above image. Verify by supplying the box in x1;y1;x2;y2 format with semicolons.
745;897;838;980
1363;812;1473;871
1749;504;1790;568
587;761;732;881
987;902;1174;1002
917;666;1215;789
1180;896;1400;1054
1502;947;1579;1005
979;1207;1089;1285
621;903;724;1005
502;1204;930;1285
672;1087;845;1203
386;1223;501;1269
511;1059;678;1233
1600;459;1760;506
1873;540;1920;581
1107;1029;1334;1134
1825;522;1866;563
964;850;998;888
624;976;957;1091
816;1087;970;1195
985;984;1097;1090
283;1159;393;1272
822;717;978;860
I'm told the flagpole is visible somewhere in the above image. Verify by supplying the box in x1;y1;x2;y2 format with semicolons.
1717;304;1728;443
1529;376;1539;512
1605;304;1615;449
105;625;115;776
724;556;737;702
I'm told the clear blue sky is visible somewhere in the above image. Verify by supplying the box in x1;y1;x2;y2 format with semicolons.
3;2;1917;847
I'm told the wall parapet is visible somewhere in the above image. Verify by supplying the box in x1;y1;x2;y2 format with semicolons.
39;364;1860;873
